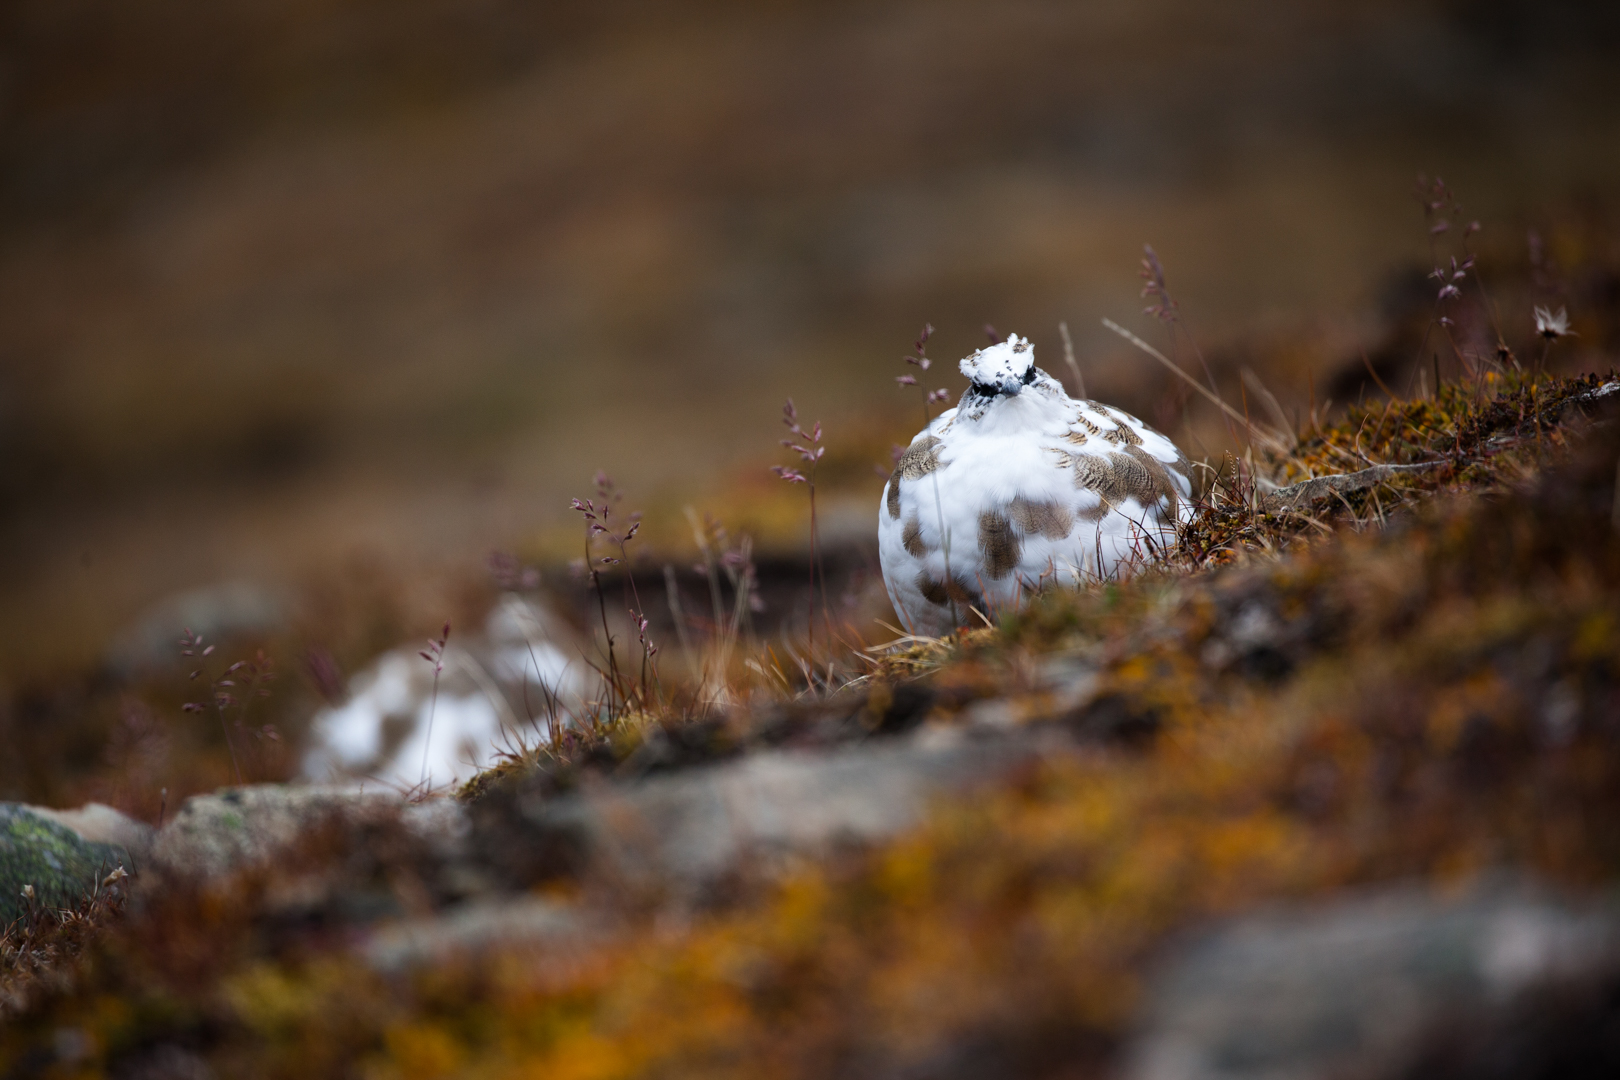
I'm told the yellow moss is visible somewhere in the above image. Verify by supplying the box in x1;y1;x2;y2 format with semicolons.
873;839;936;912
374;1023;465;1080
224;963;319;1038
1573;610;1617;661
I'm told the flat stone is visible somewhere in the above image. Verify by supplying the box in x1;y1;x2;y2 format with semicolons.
514;726;1060;895
151;784;407;879
149;725;1062;906
361;896;604;973
1124;879;1620;1080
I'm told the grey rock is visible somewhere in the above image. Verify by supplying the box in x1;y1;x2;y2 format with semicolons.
149;724;1059;906
0;804;137;925
149;784;497;909
1124;879;1620;1080
362;896;603;973
517;725;1059;896
151;784;411;879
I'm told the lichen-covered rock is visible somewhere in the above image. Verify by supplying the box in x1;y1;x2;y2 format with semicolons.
150;784;405;879
26;801;154;862
149;784;475;894
484;725;1063;897
0;804;136;925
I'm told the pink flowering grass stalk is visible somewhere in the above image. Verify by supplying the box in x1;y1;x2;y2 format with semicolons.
572;473;661;720
681;509;763;707
895;324;958;634
775;399;829;656
1414;174;1510;389
418;622;449;789
181;630;277;786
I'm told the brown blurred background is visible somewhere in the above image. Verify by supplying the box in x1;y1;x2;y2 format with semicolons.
3;0;1620;803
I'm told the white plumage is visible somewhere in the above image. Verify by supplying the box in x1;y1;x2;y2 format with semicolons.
879;334;1193;636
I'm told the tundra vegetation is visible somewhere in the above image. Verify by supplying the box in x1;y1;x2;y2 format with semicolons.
4;205;1620;1077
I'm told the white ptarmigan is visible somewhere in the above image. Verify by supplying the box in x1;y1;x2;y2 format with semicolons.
879;334;1193;636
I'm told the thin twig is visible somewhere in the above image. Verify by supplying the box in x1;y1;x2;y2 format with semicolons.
1101;318;1294;456
1058;320;1087;399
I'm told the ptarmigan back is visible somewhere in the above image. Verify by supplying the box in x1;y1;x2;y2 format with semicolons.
879;335;1192;636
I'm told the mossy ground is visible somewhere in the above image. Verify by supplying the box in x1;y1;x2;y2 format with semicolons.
4;370;1619;1078
0;808;133;928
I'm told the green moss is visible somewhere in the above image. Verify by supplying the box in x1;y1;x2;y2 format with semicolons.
0;806;132;926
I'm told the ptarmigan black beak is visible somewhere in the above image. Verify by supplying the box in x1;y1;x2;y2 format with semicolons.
970;377;1022;397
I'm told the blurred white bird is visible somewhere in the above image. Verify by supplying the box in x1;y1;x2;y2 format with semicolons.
301;595;586;790
879;334;1193;636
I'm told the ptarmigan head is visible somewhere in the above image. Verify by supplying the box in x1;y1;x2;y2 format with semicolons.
960;335;1037;396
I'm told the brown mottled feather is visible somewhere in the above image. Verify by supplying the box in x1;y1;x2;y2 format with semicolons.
1072;454;1129;504
1173;448;1194;486
915;571;983;610
1102;423;1144;447
902;517;928;557
1007;497;1073;539
977;510;1021;579
897;436;943;479
1107;451;1160;504
1074;498;1112;522
1123;445;1180;512
886;436;944;521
